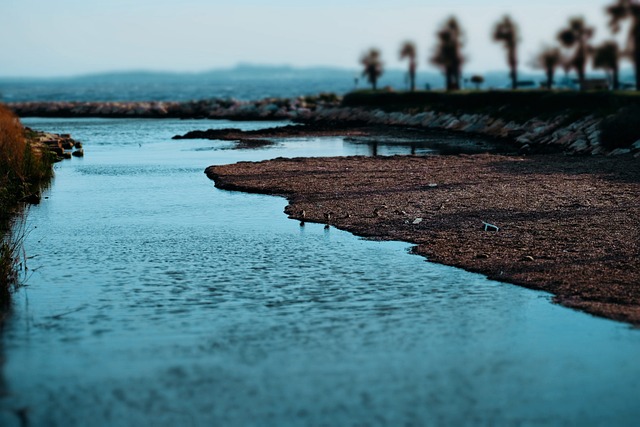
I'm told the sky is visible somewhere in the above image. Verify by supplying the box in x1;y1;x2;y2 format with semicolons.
0;0;627;78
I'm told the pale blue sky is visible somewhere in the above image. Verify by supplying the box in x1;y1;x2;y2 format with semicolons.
0;0;624;77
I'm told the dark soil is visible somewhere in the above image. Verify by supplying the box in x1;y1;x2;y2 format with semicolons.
207;154;640;326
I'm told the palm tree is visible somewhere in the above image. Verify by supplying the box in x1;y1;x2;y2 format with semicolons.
470;75;485;90
557;17;595;90
532;46;562;89
607;0;640;90
493;15;520;89
399;41;417;91
360;48;384;91
593;41;621;89
431;17;465;91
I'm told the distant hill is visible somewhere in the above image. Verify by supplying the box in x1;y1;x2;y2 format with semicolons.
2;64;634;87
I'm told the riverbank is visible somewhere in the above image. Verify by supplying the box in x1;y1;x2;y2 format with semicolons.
0;105;78;319
207;153;640;325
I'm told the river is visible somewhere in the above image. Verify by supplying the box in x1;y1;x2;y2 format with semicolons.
1;118;639;426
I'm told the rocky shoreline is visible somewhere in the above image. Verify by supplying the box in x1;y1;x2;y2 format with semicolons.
300;106;640;156
27;128;84;162
207;154;640;326
18;129;83;205
6;94;339;121
9;95;640;156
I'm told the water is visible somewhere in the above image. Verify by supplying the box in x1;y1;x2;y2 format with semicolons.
0;75;355;103
0;69;517;103
1;118;639;426
0;69;369;103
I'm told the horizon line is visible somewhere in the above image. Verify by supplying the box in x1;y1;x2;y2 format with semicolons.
0;63;633;81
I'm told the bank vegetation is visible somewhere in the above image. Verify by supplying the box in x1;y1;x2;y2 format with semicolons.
0;104;53;312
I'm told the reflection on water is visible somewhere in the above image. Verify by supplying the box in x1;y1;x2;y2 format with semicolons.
0;118;639;426
342;130;510;156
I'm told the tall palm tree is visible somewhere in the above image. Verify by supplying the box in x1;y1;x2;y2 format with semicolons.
493;15;520;89
607;0;640;90
533;46;562;89
431;17;465;91
557;17;595;90
593;41;621;89
360;48;384;91
399;41;417;91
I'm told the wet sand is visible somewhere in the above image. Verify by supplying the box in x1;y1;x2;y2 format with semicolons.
207;154;640;325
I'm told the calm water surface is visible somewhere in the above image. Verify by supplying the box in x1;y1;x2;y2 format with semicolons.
1;118;639;426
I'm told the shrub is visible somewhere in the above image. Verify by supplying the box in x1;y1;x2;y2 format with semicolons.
0;104;26;184
0;104;52;205
0;230;22;307
0;103;53;310
599;106;640;150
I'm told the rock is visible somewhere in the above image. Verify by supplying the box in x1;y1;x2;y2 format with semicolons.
609;148;632;156
568;139;589;153
49;146;64;156
532;125;548;135
587;130;601;144
445;119;462;130
72;149;84;157
482;222;500;231
412;218;423;224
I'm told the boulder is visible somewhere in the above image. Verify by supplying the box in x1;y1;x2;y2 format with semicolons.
608;148;632;156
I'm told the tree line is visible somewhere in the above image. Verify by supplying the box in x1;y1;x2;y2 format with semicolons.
360;0;640;92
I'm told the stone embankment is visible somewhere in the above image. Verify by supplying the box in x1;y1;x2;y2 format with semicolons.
8;95;340;121
296;107;640;157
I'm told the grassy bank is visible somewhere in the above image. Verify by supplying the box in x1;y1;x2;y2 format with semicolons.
0;104;53;310
342;90;640;121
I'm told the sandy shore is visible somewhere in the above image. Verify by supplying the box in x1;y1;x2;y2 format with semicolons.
207;154;640;325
